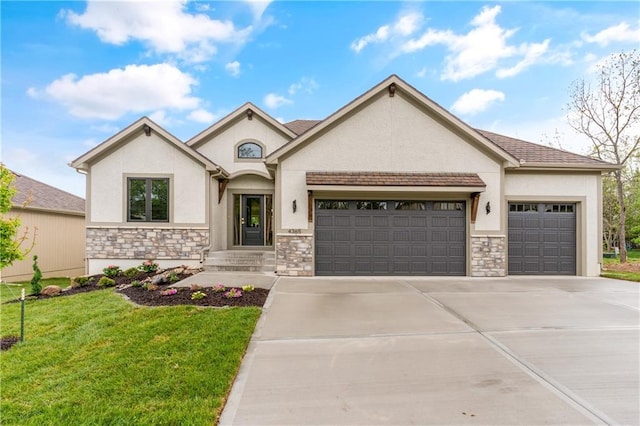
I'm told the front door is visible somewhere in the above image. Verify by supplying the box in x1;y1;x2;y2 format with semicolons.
242;195;264;246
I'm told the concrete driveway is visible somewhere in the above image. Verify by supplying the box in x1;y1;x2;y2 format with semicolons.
219;276;639;425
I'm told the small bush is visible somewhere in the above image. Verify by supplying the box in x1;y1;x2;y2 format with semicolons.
241;285;255;292
213;283;225;293
103;265;122;278
31;255;43;295
97;277;115;288
139;260;159;273
72;276;92;288
123;267;139;278
191;291;206;300
142;283;158;291
168;272;180;283
131;280;142;287
190;284;203;291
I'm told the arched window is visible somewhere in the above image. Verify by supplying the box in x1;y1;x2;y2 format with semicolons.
237;142;263;159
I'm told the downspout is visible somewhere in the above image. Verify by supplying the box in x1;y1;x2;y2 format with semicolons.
199;167;226;264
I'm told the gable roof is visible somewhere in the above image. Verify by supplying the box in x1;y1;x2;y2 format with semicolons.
7;168;85;215
187;102;297;148
475;129;618;170
69;117;228;176
267;75;520;166
284;120;321;135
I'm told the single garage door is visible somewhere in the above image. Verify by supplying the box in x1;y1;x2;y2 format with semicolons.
508;202;576;275
315;200;466;276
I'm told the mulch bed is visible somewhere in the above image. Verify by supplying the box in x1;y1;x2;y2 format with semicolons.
119;285;269;308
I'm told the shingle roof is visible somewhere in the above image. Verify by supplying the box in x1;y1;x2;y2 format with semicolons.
284;120;321;135
475;129;612;166
306;172;486;187
9;169;85;214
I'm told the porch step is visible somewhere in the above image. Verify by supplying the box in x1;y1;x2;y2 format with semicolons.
203;250;276;273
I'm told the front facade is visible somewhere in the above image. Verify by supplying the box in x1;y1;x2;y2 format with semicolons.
71;75;616;277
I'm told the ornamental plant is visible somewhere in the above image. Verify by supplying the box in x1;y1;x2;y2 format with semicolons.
139;259;159;273
241;285;255;292
31;255;42;295
103;264;122;278
213;283;225;293
72;276;92;287
189;284;203;291
97;276;115;288
161;288;178;296
168;272;180;283
224;288;242;299
123;267;140;278
191;291;206;300
142;283;158;291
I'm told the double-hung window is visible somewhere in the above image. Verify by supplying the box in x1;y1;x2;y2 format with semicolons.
127;178;169;222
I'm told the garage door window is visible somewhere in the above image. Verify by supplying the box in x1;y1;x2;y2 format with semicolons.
317;200;349;209
357;201;387;210
434;202;464;211
509;203;538;212
395;201;426;210
545;204;574;213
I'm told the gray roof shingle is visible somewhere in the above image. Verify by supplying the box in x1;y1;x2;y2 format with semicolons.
284;120;322;135
9;169;85;214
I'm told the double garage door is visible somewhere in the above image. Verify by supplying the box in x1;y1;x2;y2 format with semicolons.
508;203;576;275
315;200;466;276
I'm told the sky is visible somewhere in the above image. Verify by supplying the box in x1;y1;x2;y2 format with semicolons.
2;1;639;198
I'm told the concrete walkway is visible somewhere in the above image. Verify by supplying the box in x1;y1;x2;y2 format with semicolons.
220;276;639;425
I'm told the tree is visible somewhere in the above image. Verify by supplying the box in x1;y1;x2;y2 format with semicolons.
568;50;640;262
31;255;42;296
1;165;24;268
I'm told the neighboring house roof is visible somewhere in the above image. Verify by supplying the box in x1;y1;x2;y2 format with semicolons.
284;120;322;135
69;117;228;177
267;75;520;167
9;168;85;215
187;102;297;148
306;172;486;187
475;129;618;169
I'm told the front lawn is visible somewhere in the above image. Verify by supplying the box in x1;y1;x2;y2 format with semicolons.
0;277;70;304
0;289;261;425
602;249;640;282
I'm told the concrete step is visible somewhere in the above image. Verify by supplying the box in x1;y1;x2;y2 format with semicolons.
204;250;275;272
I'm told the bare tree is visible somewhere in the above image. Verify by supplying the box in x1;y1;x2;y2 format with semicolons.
568;50;639;263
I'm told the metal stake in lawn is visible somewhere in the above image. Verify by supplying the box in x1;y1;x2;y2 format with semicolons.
20;288;25;342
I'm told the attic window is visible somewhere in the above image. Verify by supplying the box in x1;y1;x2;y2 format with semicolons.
237;142;263;159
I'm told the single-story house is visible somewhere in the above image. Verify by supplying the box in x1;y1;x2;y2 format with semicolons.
1;168;85;282
70;75;617;277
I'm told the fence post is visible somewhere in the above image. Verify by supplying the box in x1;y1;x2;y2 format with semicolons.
20;288;25;342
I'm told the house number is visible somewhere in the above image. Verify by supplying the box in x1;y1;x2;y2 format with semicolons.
287;229;302;234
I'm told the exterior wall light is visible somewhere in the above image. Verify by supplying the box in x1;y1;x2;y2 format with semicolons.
292;199;297;213
486;201;491;214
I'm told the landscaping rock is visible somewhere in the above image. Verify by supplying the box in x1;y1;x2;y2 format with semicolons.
42;285;62;296
151;274;168;285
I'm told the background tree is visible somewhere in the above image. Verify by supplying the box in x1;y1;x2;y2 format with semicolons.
1;165;24;268
568;50;639;262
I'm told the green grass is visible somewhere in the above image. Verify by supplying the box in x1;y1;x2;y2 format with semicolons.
0;289;261;425
0;277;71;304
600;271;640;282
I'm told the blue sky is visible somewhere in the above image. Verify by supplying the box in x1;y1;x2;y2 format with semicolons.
2;1;639;197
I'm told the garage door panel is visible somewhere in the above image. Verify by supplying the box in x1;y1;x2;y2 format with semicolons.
316;200;466;276
508;203;576;275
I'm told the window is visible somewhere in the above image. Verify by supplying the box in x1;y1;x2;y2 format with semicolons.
434;202;463;211
317;200;350;210
545;204;574;213
395;201;426;210
237;142;263;159
509;203;538;212
128;178;169;222
356;201;387;210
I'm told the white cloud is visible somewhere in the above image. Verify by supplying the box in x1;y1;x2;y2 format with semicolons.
26;87;39;98
62;0;252;63
264;93;292;109
42;63;200;120
245;0;273;22
451;89;505;115
351;11;422;53
90;124;119;133
582;22;640;46
401;5;549;81
288;77;318;96
416;67;428;78
225;61;241;77
148;110;170;126
187;108;217;123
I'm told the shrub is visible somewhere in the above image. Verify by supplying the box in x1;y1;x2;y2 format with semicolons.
131;280;142;287
72;276;92;288
168;272;180;283
123;267;139;278
224;288;242;299
213;283;225;293
241;285;255;292
103;265;122;278
191;291;206;300
139;260;159;273
30;255;42;295
97;277;115;288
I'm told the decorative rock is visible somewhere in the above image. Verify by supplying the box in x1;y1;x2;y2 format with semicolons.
151;274;168;285
42;285;62;296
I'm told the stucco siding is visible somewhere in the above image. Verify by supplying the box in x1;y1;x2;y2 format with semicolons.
505;171;601;276
195;117;290;176
1;209;85;282
89;133;207;224
279;93;502;231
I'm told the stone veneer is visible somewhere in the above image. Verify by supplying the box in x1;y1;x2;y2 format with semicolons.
86;227;209;260
470;235;506;277
276;234;313;276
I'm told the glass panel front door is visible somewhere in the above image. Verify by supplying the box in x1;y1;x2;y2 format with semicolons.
242;195;264;246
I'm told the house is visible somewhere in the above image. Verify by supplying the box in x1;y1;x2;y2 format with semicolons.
1;168;85;282
70;75;617;277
